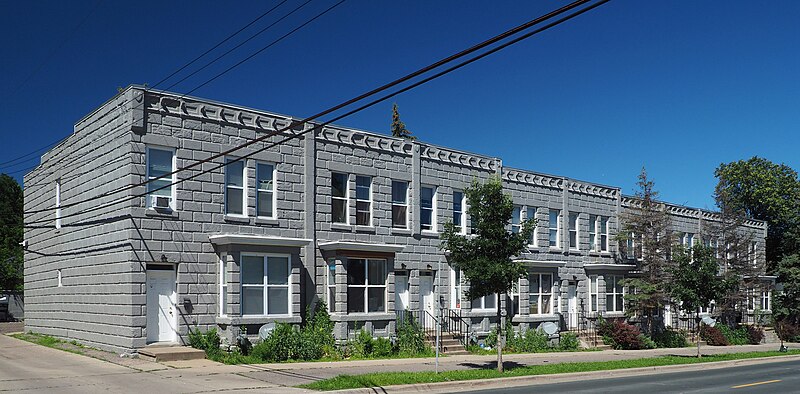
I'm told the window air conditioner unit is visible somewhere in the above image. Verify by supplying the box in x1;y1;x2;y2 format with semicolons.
151;195;172;210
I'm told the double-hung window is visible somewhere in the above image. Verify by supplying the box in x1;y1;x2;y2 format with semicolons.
471;294;497;310
347;259;387;313
750;242;758;267
589;275;599;312
331;172;349;224
605;275;624;312
327;260;336;313
527;207;537;246
529;273;553;315
453;191;465;234
600;216;609;252
391;180;408;229
355;176;372;226
421;186;436;232
256;162;275;218
761;290;771;311
146;147;175;210
219;254;227;317
511;206;522;234
55;179;62;229
450;268;463;309
225;158;246;215
549;209;561;248
241;254;290;316
568;213;578;250
588;215;598;251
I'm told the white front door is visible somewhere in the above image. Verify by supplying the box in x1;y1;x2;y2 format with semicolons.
567;284;578;329
395;274;409;312
419;275;435;329
147;269;177;343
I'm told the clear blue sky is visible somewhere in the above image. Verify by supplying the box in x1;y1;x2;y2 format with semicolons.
2;0;799;210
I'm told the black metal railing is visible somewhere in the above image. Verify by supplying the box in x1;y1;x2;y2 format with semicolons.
444;308;469;344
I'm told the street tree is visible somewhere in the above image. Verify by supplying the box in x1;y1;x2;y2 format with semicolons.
773;254;800;336
390;104;416;140
440;176;534;373
670;244;732;357
619;168;674;336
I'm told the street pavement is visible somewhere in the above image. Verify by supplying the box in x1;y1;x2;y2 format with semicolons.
1;331;798;393
462;358;800;393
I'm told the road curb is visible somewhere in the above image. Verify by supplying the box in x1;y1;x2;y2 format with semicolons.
330;354;800;393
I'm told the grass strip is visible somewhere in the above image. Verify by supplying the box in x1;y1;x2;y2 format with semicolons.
10;332;88;355
299;350;800;391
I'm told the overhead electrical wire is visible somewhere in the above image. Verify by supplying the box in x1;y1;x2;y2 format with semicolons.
25;0;609;227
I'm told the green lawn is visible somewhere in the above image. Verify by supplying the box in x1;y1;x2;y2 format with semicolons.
10;332;88;355
300;350;800;391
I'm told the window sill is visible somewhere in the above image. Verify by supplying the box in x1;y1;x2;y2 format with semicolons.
254;217;279;226
145;208;179;219
215;315;301;326
330;223;352;231
330;312;395;322
224;215;250;224
512;314;559;323
420;230;439;238
391;228;411;235
354;225;376;234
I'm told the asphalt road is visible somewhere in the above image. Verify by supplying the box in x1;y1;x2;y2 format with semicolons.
463;358;800;393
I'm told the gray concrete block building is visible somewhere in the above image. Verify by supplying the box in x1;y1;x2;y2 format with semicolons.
24;86;770;353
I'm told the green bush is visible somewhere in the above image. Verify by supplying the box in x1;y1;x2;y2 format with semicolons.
250;301;338;362
745;325;765;345
639;334;657;349
188;328;221;356
396;311;428;355
349;327;376;358
718;325;749;346
558;332;580;351
651;330;690;348
373;337;394;358
251;323;299;362
700;325;730;346
484;321;579;353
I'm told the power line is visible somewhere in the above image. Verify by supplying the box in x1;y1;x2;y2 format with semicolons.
25;0;606;226
0;139;64;169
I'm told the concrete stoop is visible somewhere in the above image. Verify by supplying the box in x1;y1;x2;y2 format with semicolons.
764;328;780;344
138;346;206;362
426;336;470;356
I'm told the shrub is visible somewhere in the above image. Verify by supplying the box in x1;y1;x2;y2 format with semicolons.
511;328;550;352
349;327;375;358
373;337;394;357
651;330;689;348
776;319;800;342
745;325;765;345
558;332;580;351
396;311;428;355
718;325;749;346
251;323;300;362
188;328;221;352
700;325;730;346
604;320;647;350
639;334;657;349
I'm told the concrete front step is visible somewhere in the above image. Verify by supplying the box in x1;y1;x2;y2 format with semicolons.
425;337;468;355
138;346;206;362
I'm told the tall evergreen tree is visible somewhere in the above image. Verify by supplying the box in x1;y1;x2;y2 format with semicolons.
440;176;534;373
0;174;23;291
620;168;674;336
390;104;416;140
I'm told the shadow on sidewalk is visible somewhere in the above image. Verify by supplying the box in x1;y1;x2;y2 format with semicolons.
458;360;526;371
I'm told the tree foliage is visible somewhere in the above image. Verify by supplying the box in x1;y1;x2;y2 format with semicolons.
714;156;800;267
0;174;23;291
774;254;800;326
671;244;732;315
439;176;534;372
619;168;674;336
390;104;416;140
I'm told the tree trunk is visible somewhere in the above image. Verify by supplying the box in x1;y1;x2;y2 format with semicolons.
497;306;504;373
696;312;702;358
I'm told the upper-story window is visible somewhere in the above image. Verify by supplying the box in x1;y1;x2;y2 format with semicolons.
355;176;372;226
588;214;598;251
331;172;348;224
421;186;436;232
568;213;578;250
225;158;246;216
146;147;175;210
391;180;409;229
600;216;609;252
453;190;465;234
55;179;62;229
750;242;758;267
682;232;694;248
511;206;522;234
549;209;561;248
241;254;290;316
256;162;275;218
347;258;387;313
526;207;537;246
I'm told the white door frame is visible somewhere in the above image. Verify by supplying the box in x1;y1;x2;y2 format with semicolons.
395;273;409;312
146;268;177;343
419;274;435;329
567;283;578;329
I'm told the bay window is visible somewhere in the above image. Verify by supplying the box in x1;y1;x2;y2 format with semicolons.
605;275;624;312
347;259;387;313
529;273;553;315
241;254;290;316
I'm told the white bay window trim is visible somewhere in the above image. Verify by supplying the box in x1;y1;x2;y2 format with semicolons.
241;253;291;317
219;253;227;317
529;273;554;315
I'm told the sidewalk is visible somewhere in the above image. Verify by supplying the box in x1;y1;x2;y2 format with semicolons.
166;342;799;387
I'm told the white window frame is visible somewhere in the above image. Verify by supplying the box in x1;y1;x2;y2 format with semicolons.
605;275;625;313
471;294;497;310
55;179;62;229
589;275;599;312
526;207;537;246
549;209;561;249
588;215;598;251
509;280;520;316
511;205;522;234
529;273;554;315
57;269;62;287
224;157;247;216
391;180;409;229
600;216;609;252
421;185;437;232
568;213;579;250
327;259;336;313
346;258;388;314
219;254;227;317
255;162;276;219
331;172;349;224
145;146;177;211
450;267;463;309
240;253;292;317
750;242;758;268
453;190;466;234
355;175;373;226
761;290;771;311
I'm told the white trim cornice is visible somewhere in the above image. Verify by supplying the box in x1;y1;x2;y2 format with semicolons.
318;241;406;253
513;260;567;268
583;263;637;271
208;234;312;247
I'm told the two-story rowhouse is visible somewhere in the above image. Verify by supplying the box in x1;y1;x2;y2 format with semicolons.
23;86;770;353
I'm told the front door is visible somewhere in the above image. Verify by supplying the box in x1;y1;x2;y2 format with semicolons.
419;274;435;330
395;273;409;312
567;283;578;329
146;269;177;343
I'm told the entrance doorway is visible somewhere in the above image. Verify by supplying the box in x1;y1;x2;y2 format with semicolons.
146;268;177;343
567;283;578;329
419;273;435;330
